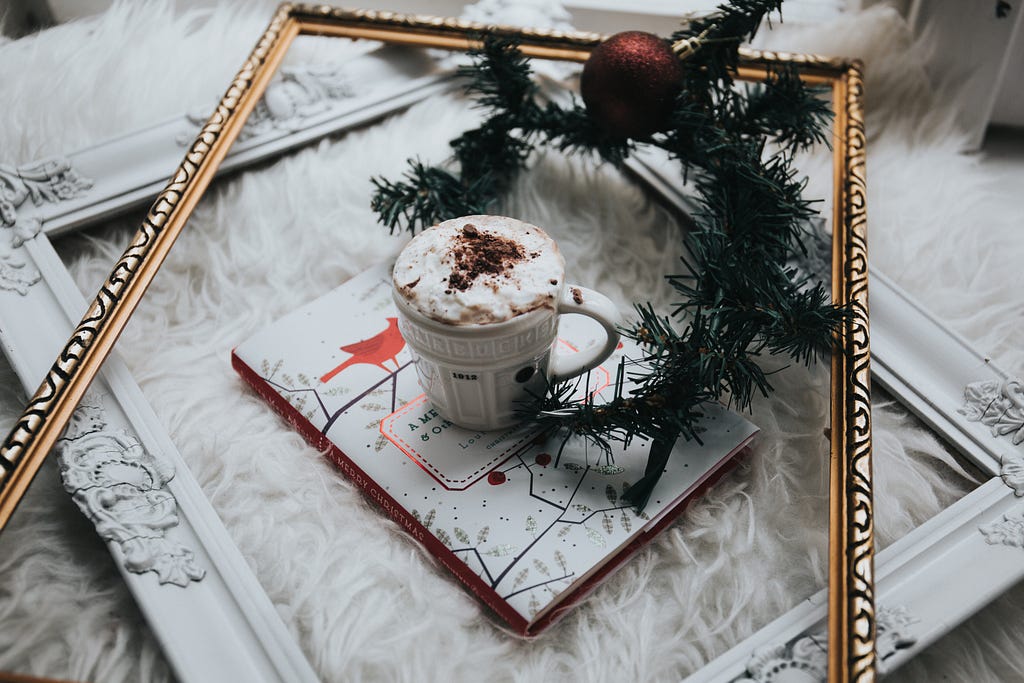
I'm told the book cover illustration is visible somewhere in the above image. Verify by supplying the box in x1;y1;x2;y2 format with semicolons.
233;264;757;632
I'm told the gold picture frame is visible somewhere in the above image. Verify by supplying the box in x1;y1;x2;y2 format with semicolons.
0;4;872;680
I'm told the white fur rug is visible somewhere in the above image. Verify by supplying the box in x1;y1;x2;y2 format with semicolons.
1;2;1022;682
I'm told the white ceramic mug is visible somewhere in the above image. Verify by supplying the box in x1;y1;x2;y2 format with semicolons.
392;216;621;431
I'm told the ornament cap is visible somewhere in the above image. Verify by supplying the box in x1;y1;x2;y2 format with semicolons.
671;27;712;60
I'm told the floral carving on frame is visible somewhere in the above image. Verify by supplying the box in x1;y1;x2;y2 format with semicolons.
0;156;92;294
56;397;205;587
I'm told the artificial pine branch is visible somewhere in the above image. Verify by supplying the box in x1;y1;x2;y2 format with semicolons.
670;0;784;86
736;66;834;150
370;160;492;233
371;0;848;510
370;36;634;233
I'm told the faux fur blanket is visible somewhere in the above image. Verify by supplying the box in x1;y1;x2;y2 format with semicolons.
1;2;1022;681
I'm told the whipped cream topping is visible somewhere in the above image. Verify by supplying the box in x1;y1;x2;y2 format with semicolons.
393;215;565;325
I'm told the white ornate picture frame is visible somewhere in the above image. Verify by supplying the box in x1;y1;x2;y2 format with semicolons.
0;35;456;683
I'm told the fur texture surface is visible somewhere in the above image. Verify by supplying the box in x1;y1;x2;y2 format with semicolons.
0;3;1021;681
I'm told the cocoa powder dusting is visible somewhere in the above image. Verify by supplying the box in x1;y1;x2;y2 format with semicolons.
447;224;526;291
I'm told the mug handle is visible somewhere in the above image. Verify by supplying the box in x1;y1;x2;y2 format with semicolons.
549;285;622;380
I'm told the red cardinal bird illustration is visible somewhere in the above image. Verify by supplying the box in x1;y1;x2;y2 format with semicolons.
320;317;405;383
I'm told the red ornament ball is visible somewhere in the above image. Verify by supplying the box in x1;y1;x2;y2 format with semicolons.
535;453;552;467
487;470;507;485
580;31;684;139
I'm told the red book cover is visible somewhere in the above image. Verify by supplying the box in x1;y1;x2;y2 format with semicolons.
231;264;757;635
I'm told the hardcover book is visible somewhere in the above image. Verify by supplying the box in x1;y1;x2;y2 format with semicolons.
231;264;758;635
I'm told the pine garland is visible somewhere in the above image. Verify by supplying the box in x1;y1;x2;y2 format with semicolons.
371;0;847;509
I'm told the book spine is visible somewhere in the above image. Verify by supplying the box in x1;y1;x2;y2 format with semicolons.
231;352;532;636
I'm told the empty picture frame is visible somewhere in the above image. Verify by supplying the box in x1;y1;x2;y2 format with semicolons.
0;5;873;681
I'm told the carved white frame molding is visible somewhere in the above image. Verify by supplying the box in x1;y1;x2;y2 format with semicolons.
3;234;320;682
5;46;450;243
2;15;1020;683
